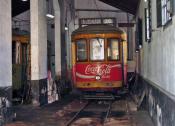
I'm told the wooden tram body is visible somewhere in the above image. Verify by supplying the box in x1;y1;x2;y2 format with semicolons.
71;24;127;96
12;30;31;100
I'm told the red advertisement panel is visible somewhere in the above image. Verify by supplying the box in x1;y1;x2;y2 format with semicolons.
74;63;122;82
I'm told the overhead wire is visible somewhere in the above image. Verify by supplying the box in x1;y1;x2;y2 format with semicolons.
93;0;103;18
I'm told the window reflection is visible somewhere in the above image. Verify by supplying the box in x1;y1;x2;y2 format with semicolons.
90;38;104;60
107;39;119;60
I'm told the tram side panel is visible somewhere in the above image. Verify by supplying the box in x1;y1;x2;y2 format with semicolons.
71;42;76;87
123;41;128;86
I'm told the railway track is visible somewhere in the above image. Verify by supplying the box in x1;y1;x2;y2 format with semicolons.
102;101;112;125
65;96;136;126
104;96;136;126
65;101;90;126
65;100;113;126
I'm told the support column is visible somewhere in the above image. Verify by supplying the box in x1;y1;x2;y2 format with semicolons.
30;0;48;105
0;0;12;122
53;0;61;78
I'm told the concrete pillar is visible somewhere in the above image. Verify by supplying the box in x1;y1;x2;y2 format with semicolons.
30;0;48;105
0;0;12;99
0;0;12;122
53;0;61;77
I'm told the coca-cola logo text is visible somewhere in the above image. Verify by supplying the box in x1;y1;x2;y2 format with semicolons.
85;64;120;76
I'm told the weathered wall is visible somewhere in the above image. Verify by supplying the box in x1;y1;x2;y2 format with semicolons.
134;76;175;126
0;0;13;124
135;0;175;126
0;0;12;87
137;0;175;97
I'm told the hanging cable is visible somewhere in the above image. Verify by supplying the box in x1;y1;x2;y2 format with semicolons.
93;0;102;18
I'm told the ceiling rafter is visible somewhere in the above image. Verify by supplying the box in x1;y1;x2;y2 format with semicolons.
99;0;140;15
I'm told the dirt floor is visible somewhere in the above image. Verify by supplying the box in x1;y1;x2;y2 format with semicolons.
6;95;154;126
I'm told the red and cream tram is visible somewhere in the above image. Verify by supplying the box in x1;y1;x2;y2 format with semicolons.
71;24;127;97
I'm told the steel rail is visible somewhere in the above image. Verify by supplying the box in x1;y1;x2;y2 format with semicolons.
102;101;113;125
65;101;90;126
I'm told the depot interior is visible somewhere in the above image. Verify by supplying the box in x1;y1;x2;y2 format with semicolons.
0;0;175;125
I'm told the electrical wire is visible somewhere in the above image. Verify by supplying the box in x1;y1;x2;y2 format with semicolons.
93;0;103;18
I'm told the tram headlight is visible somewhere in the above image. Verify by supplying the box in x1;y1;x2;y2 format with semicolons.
95;75;101;80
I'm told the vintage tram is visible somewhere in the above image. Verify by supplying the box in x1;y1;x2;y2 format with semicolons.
12;29;31;102
71;24;127;98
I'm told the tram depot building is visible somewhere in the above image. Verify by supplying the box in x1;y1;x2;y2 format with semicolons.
0;0;175;126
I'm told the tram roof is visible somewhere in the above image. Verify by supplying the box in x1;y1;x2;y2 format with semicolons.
72;24;124;36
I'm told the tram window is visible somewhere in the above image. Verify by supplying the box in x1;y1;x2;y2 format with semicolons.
76;40;87;61
107;39;119;60
90;38;104;61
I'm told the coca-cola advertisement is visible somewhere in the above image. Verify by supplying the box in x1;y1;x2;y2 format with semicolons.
74;63;123;82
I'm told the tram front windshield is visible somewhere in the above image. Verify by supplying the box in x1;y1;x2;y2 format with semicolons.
90;38;104;61
76;38;119;62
